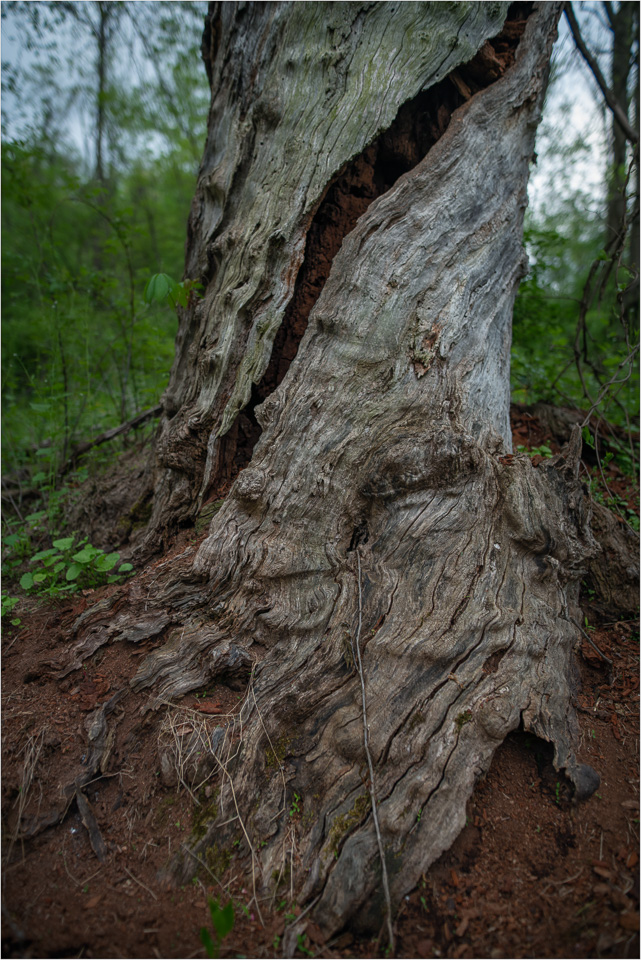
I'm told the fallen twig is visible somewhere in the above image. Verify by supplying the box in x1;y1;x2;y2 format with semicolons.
123;864;158;900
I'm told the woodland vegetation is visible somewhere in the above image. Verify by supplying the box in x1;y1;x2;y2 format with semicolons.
1;2;639;959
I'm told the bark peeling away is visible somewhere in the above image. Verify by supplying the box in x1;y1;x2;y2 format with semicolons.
62;0;610;940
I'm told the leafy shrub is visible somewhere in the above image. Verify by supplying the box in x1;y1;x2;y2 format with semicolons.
18;536;133;596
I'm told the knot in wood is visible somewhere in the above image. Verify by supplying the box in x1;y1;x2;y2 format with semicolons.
235;467;266;501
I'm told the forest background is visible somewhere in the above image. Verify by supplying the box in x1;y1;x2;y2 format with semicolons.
1;0;639;599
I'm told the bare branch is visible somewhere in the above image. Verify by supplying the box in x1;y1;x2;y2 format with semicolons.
565;2;638;144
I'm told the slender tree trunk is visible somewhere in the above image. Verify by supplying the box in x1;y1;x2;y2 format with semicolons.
64;1;605;940
605;1;635;248
94;1;110;183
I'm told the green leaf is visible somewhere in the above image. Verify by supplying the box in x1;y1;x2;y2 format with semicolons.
53;537;75;551
33;572;47;583
31;548;58;562
210;901;234;940
144;272;179;305
42;554;63;567
20;573;34;590
94;552;120;572
72;547;100;564
199;927;216;958
582;426;595;449
118;562;133;572
66;563;82;581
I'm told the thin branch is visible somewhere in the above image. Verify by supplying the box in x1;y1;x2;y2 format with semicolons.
58;403;162;476
123;865;158;900
565;2;638;144
569;617;613;667
353;550;394;954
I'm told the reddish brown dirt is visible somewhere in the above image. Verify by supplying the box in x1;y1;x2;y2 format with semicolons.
2;430;639;960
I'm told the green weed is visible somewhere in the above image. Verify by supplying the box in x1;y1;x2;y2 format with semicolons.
17;536;133;596
200;898;234;959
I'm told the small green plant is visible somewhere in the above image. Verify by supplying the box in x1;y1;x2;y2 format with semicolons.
1;594;21;625
420;895;428;913
200;898;235;959
273;935;281;951
416;807;422;823
18;536;133;596
144;272;203;309
289;792;302;818
554;781;561;805
297;933;314;957
517;443;553;458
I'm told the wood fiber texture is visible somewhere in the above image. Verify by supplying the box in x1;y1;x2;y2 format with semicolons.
67;0;605;937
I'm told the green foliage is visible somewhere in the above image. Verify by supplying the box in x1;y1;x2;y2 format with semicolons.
289;792;302;818
1;594;21;626
1;2;209;482
17;536;133;596
512;209;638;432
517;443;553;458
144;272;203;309
200;899;234;959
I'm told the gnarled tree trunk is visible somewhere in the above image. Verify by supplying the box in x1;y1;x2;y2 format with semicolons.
66;0;604;943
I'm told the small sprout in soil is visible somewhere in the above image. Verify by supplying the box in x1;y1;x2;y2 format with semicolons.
289;792;302;818
555;782;561;805
297;933;313;957
200;898;234;959
420;896;428;913
417;807;422;823
273;935;281;951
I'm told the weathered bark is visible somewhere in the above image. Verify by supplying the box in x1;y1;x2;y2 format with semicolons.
147;0;520;544
64;0;607;941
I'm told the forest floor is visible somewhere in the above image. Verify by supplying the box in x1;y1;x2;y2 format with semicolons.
1;409;639;960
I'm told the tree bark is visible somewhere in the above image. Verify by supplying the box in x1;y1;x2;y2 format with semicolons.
64;0;606;941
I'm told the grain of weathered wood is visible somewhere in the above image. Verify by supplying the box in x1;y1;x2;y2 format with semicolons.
69;0;607;937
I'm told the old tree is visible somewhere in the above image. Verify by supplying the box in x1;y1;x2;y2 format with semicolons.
60;0;622;944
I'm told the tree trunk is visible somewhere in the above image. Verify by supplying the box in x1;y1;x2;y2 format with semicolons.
64;0;604;942
605;0;635;249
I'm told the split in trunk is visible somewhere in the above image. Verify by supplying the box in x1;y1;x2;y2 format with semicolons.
59;1;614;942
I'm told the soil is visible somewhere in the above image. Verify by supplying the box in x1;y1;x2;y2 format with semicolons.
2;410;639;960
